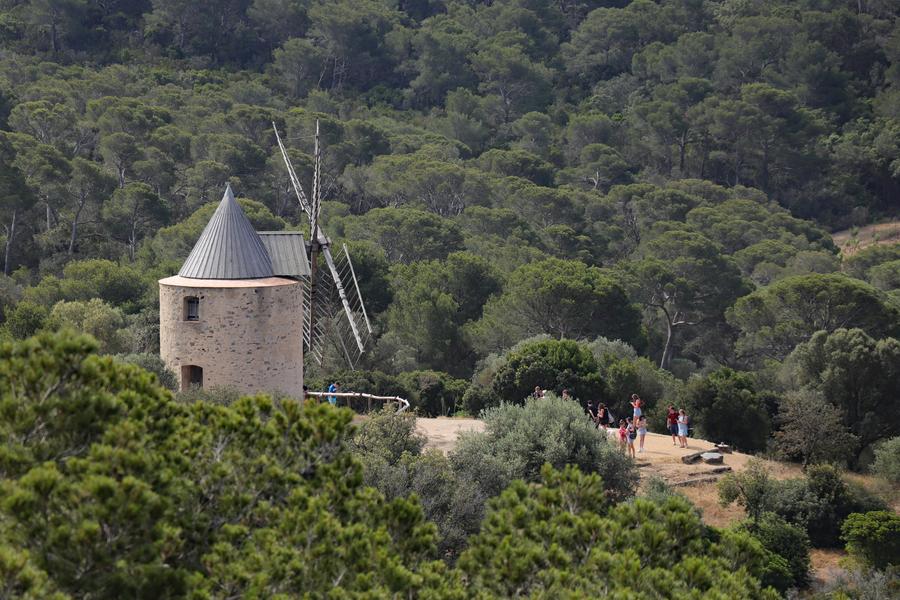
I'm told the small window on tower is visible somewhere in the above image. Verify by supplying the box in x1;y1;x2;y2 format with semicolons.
184;296;200;321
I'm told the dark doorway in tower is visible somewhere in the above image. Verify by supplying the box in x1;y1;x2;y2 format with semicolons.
181;365;203;389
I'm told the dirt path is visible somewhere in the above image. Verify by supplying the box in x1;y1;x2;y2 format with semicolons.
416;418;799;486
833;221;900;255
416;417;484;453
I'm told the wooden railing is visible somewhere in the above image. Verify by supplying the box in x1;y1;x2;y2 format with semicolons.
305;391;410;413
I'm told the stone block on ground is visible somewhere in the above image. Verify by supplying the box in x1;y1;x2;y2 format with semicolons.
681;451;705;464
715;443;732;454
701;452;724;464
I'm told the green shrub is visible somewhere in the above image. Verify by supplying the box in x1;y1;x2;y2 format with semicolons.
489;338;604;404
718;458;780;525
398;370;468;416
740;513;811;590
457;465;778;598
680;368;770;451
352;408;425;463
115;353;178;391
22;259;148;313
817;565;900;598
720;462;888;550
360;449;486;559
44;299;131;354
772;389;858;467
459;384;499;416
352;409;485;559
641;476;687;506
451;394;637;502
842;511;900;569
0;331;444;597
769;464;887;548
751;552;793;594
871;436;900;484
3;300;48;339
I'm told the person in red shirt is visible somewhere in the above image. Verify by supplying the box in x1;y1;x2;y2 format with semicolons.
666;405;679;446
617;419;627;453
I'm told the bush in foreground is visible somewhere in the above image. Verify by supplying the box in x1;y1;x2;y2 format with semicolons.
458;464;779;598
451;394;637;501
739;513;811;591
0;331;444;598
353;409;485;558
0;332;791;598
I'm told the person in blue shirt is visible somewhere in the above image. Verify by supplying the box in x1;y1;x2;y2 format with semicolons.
327;382;339;405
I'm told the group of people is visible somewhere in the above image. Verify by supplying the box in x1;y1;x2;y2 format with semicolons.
532;386;574;401
322;382;694;453
584;394;692;457
665;404;691;449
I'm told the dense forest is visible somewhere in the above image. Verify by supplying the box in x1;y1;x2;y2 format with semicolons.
1;0;899;597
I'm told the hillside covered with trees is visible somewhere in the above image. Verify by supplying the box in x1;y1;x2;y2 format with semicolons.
0;0;899;597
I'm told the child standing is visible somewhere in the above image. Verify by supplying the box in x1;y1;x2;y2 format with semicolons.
677;409;689;449
617;419;627;453
637;415;647;453
626;417;637;458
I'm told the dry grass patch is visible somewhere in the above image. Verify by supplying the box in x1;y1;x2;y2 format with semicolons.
833;221;900;255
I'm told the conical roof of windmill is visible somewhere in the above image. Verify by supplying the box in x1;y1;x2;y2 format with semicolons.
178;184;275;279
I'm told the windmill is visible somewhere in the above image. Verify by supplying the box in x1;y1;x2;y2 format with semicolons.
273;121;373;368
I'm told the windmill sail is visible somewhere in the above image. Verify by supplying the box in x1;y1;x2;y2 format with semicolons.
273;121;372;369
273;124;312;217
322;244;364;353
342;243;373;336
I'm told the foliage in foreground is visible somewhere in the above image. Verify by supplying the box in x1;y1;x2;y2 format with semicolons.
738;513;811;591
353;408;487;559
452;394;637;502
458;464;779;599
0;331;443;597
1;331;787;598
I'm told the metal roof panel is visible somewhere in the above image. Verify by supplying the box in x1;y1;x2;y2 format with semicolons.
258;231;310;277
178;184;275;279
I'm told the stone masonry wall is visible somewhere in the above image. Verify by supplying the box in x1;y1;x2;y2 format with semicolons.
159;280;303;398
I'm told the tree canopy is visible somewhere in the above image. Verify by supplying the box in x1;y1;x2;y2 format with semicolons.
2;1;900;594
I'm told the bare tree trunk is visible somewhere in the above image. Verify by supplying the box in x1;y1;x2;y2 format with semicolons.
3;208;16;276
660;318;675;371
69;199;86;255
129;219;137;261
50;17;59;55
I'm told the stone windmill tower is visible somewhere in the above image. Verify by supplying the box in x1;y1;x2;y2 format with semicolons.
158;184;309;396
